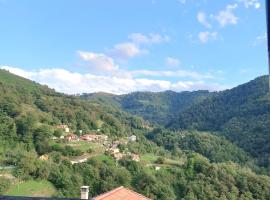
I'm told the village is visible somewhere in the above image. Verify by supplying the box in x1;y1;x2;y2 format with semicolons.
43;124;141;165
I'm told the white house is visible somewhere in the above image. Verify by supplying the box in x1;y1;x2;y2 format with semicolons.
128;135;137;142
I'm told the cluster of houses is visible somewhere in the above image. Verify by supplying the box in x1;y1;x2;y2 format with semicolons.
107;148;140;162
55;124;108;143
64;133;108;143
54;124;140;162
106;137;140;162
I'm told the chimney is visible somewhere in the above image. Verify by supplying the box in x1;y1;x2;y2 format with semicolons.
81;186;89;200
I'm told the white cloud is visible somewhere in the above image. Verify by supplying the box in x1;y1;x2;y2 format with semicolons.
253;32;267;46
77;51;119;73
1;66;226;94
107;42;147;60
198;31;218;43
128;33;170;45
215;4;238;27
132;69;213;79
165;57;181;67
197;12;212;28
105;33;169;61
237;0;261;9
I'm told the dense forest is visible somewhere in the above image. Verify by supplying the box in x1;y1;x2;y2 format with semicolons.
167;76;270;170
1;69;270;199
82;90;211;125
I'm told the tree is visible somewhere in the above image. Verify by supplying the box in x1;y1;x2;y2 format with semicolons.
155;157;165;164
33;125;52;155
0;178;11;194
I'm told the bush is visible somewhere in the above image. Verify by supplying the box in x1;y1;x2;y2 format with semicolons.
0;177;11;194
155;157;165;164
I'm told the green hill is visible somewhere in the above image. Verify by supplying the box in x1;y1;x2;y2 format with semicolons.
1;70;270;199
147;129;252;165
82;90;211;125
167;76;270;168
0;69;148;153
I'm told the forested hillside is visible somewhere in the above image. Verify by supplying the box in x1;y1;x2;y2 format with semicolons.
82;90;210;125
1;69;270;199
167;76;270;169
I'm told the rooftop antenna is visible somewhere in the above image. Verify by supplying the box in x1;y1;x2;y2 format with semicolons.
266;0;270;91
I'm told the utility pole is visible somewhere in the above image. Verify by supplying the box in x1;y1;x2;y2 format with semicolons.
266;0;270;91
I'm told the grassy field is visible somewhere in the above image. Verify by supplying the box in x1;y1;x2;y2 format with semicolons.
141;153;184;167
141;154;159;164
5;180;56;197
68;141;104;152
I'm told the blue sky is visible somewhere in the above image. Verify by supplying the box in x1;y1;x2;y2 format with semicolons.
0;0;267;94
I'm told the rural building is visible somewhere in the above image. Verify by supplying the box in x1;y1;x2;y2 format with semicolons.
128;135;137;142
80;134;98;141
38;154;49;161
107;147;120;154
113;152;124;160
71;158;88;165
80;134;108;142
131;154;140;162
92;186;151;200
65;134;78;142
56;124;70;133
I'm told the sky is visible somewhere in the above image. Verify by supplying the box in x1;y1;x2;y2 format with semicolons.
0;0;268;94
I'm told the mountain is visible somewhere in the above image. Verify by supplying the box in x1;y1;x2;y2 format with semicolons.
167;75;270;168
0;69;147;149
82;90;211;125
1;70;270;199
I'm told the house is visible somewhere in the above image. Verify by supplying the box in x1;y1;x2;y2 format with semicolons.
51;136;58;140
71;158;88;165
107;147;120;154
64;127;70;133
80;134;108;142
56;124;70;133
113;152;124;160
155;166;161;171
128;135;137;142
131;153;140;162
39;154;49;161
80;134;98;141
92;186;151;200
65;134;78;142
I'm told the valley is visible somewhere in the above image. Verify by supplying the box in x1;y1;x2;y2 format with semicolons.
0;69;270;199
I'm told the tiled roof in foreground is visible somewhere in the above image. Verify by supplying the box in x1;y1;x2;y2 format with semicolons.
0;186;151;200
0;197;77;200
92;186;151;200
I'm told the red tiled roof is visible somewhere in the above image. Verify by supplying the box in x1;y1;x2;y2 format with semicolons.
92;186;151;200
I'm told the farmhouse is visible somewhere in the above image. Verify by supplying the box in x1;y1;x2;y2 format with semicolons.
107;147;120;154
128;135;137;142
56;124;70;133
113;152;124;160
65;134;78;142
131;153;140;162
80;134;108;142
70;158;88;165
38;154;49;161
80;134;98;141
